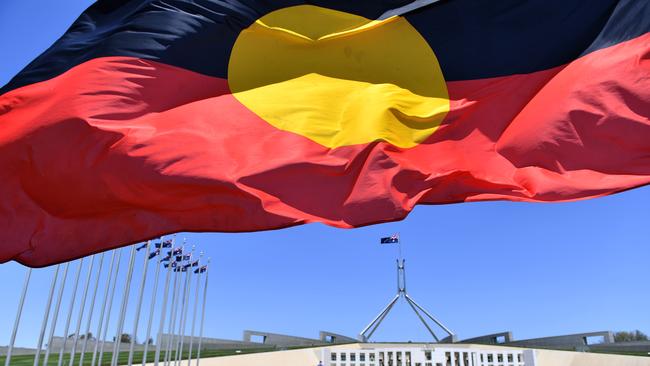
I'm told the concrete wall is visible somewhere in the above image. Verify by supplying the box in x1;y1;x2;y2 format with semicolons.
243;330;327;347
590;341;650;354
461;332;513;345
0;346;38;356
318;331;356;344
507;331;614;350
158;334;272;350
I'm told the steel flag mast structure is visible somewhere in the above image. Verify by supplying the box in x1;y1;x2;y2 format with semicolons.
358;236;455;343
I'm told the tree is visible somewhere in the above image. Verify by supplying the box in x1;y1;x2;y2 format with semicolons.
614;330;648;343
113;333;134;343
120;333;134;343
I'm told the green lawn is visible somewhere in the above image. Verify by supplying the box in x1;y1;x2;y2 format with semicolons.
0;348;275;366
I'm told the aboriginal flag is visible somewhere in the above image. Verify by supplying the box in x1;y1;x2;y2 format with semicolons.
1;0;649;266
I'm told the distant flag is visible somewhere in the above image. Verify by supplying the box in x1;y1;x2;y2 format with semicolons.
183;260;199;269
176;254;191;262
154;240;173;249
380;234;399;244
174;267;187;272
135;243;148;251
168;248;182;256
148;249;161;260
194;266;207;274
160;255;171;262
164;262;177;269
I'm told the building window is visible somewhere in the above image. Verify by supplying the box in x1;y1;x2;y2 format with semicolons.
369;353;376;362
517;354;522;363
342;353;347;361
332;353;337;361
360;354;366;362
507;354;513;363
351;354;357;362
425;351;432;361
487;354;493;363
497;354;503;363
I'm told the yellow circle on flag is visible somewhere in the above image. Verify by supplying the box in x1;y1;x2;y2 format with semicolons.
228;5;449;149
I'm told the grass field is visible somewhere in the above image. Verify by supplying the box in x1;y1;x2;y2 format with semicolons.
0;347;275;366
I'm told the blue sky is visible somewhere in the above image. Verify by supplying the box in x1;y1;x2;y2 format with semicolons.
1;0;649;348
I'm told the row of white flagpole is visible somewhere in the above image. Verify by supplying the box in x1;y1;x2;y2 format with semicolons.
4;238;210;366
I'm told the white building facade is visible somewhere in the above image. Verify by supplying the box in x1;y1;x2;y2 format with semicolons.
321;346;537;366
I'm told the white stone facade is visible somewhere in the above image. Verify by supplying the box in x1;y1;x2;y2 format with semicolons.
322;346;536;366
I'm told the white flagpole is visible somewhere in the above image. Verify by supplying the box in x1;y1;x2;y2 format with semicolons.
176;250;195;366
186;254;203;366
128;242;151;366
195;260;209;366
175;267;191;366
5;268;31;366
80;252;106;366
69;255;96;366
154;256;174;366
44;262;70;366
97;249;123;366
34;264;60;366
111;245;138;366
164;267;182;366
143;252;163;366
57;259;85;366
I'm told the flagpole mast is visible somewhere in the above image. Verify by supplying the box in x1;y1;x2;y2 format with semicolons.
111;245;138;366
174;269;190;366
4;267;31;366
186;253;203;366
165;264;182;366
165;243;185;366
154;250;175;366
44;262;70;366
143;248;164;366
80;252;106;366
91;250;118;366
195;259;209;366
69;255;96;366
97;249;123;366
176;248;195;366
34;264;60;366
57;259;85;366
128;241;151;366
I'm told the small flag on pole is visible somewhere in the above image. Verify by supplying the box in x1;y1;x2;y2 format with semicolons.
176;254;191;262
148;249;160;259
194;266;207;274
380;234;399;244
135;243;148;251
168;248;182;256
161;255;171;262
164;261;177;268
154;240;173;249
183;260;199;269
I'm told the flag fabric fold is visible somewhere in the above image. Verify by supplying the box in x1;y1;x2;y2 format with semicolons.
0;0;648;266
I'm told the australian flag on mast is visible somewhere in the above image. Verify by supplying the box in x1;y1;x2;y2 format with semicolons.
154;239;173;249
380;234;399;244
